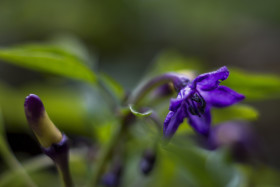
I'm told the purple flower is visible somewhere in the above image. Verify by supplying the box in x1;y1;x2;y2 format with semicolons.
163;66;245;138
207;121;257;162
140;149;156;175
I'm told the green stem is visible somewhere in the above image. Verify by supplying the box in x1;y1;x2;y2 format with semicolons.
85;121;126;187
0;136;37;187
0;149;86;186
57;159;74;187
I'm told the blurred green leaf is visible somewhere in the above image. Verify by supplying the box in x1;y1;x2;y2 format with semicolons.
0;44;96;83
224;68;280;100
99;73;125;103
0;108;3;135
0;81;89;134
240;164;280;186
205;149;242;187
148;50;204;76
129;105;153;117
162;140;241;187
48;34;95;65
93;122;114;145
212;104;258;124
150;140;242;187
176;120;194;134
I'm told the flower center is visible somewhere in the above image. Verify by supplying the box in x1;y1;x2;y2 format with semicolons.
187;92;206;117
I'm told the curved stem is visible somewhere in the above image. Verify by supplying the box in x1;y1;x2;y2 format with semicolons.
127;73;188;105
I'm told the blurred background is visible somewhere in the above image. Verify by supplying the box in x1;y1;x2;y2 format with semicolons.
0;0;280;186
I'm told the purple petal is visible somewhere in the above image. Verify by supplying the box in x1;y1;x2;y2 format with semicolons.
169;85;193;112
163;106;186;138
178;86;193;99
186;106;211;136
169;98;183;112
153;84;174;97
193;66;229;91
200;86;245;107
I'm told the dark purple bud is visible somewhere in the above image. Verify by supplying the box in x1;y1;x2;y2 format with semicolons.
102;163;123;187
24;94;62;148
207;121;257;162
140;149;156;175
24;94;45;121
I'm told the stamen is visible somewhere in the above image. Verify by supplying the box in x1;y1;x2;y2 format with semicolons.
191;92;206;115
186;99;200;116
186;100;196;115
191;100;201;117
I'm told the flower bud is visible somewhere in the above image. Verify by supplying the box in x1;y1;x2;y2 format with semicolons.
24;94;73;187
24;94;62;148
102;163;123;187
207;121;257;162
140;149;156;175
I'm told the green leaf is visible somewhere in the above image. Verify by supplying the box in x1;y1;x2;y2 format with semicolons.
99;73;125;102
129;105;153;117
224;68;280;100
212;104;258;124
47;34;94;65
0;108;3;135
0;44;96;83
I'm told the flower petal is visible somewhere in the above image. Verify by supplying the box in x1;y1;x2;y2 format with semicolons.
163;106;186;138
169;98;183;112
186;106;211;136
200;85;245;107
193;66;229;91
169;85;193;112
